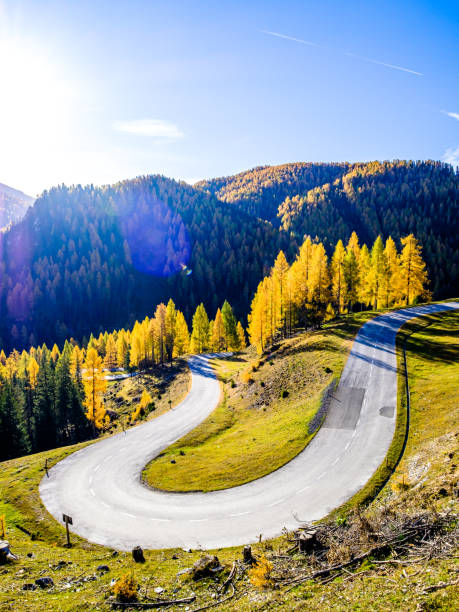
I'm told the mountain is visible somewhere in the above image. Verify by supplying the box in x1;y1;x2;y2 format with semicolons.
0;183;34;230
0;176;290;351
0;160;457;352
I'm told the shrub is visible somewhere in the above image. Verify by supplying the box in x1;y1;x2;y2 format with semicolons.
242;371;254;384
248;555;273;588
281;389;289;398
112;572;138;602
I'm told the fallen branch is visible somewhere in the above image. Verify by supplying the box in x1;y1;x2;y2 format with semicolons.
111;595;196;608
190;584;235;612
420;578;459;594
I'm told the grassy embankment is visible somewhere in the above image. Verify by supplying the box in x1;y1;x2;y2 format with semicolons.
104;358;191;431
143;312;376;492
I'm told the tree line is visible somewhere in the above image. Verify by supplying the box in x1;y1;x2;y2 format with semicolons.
0;299;246;461
248;232;429;353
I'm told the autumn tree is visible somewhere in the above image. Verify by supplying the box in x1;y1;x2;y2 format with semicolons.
165;299;177;362
103;334;118;370
211;308;226;351
83;347;107;435
191;303;210;353
174;311;190;356
331;239;348;314
399;234;429;305
221;300;238;349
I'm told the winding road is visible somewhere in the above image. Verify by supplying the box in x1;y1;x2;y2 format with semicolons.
40;303;458;551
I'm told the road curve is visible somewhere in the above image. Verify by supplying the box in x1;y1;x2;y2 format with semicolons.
40;303;458;551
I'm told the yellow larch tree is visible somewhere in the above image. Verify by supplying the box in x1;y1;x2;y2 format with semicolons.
331;239;348;314
103;334;118;370
83;347;107;435
28;357;39;390
399;234;429;305
173;310;190;356
211;308;226;351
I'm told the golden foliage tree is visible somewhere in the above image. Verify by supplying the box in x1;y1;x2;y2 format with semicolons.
83;347;107;434
399;234;429;305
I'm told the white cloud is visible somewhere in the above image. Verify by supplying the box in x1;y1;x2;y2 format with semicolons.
442;146;459;168
443;111;459;121
113;119;184;141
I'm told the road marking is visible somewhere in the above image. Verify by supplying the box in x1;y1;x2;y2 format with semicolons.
89;475;93;486
352;430;357;438
268;499;285;507
344;441;351;451
104;455;112;463
150;518;170;522
101;501;109;509
89;487;95;497
297;486;310;494
189;518;208;523
331;457;340;467
94;464;100;472
121;512;136;519
229;511;251;517
316;471;327;480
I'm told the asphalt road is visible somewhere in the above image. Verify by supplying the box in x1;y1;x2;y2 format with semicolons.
40;303;458;550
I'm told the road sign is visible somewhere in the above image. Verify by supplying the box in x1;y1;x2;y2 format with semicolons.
62;514;73;547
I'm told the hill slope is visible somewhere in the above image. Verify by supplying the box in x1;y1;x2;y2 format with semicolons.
0;160;457;352
0;182;34;230
0;176;289;351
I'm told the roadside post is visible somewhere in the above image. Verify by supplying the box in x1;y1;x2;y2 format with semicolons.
62;514;73;548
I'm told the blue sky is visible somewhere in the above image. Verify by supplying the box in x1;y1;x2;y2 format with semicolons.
1;0;458;195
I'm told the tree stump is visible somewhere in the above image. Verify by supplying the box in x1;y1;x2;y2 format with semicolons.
242;545;256;565
132;546;145;563
298;530;317;553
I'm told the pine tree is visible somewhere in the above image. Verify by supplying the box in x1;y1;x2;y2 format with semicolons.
191;303;210;353
82;347;107;436
221;301;238;349
399;234;429;305
33;353;57;452
0;383;29;460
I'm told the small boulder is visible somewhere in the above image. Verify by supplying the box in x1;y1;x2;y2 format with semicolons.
97;564;110;573
35;577;54;589
22;583;37;591
190;555;223;580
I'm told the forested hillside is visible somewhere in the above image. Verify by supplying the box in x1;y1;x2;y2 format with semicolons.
197;162;350;222
0;160;457;353
0;176;288;352
199;160;459;299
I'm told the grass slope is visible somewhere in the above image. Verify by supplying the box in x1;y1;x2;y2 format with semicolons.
143;312;375;492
